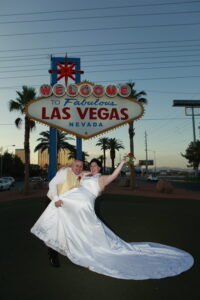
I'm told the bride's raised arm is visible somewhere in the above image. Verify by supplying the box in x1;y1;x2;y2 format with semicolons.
99;158;128;190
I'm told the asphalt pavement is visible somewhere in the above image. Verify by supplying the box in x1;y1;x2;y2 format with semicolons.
137;177;200;192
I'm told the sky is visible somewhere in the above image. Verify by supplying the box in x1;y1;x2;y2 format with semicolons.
0;0;200;169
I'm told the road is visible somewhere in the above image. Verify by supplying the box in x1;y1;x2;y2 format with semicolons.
4;178;200;194
168;180;200;192
137;177;200;192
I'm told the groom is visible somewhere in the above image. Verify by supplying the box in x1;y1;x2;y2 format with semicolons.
46;159;84;268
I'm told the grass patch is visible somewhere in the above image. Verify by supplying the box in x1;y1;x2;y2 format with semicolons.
0;194;199;300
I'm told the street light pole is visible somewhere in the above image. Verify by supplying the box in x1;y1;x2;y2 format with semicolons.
191;107;196;142
149;150;156;174
0;145;15;177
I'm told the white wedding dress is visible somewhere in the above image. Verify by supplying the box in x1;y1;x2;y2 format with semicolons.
31;174;194;280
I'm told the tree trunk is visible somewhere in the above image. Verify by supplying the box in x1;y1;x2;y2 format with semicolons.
129;121;136;189
24;116;30;195
110;150;115;172
103;148;106;173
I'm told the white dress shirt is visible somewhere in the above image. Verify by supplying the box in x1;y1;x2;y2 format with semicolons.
47;167;71;202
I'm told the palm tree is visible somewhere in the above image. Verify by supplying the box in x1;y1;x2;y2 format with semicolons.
107;138;124;171
9;86;36;194
96;137;109;173
127;82;147;154
34;130;75;158
127;82;148;188
97;155;103;165
68;150;89;166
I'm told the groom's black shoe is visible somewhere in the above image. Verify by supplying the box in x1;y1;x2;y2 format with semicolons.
49;253;60;268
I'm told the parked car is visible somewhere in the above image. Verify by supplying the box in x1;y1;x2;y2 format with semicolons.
30;176;43;182
147;174;158;182
0;178;11;191
2;176;15;186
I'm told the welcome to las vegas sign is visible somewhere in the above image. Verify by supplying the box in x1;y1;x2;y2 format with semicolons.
25;81;144;139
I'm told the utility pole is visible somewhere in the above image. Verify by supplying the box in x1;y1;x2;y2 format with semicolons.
145;131;148;175
129;121;136;189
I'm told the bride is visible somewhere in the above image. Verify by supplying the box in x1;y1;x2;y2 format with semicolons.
31;158;194;280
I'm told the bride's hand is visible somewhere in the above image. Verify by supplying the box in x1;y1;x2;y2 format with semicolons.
121;157;128;164
55;200;63;207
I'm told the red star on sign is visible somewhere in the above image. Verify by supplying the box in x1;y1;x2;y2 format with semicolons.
49;58;84;85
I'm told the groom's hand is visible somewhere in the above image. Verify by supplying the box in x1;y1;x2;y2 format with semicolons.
55;200;63;207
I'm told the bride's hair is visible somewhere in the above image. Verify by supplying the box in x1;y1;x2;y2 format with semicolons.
89;158;102;172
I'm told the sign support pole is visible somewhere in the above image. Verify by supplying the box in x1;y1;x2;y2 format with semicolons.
74;58;82;160
48;56;82;180
48;57;58;180
191;107;196;142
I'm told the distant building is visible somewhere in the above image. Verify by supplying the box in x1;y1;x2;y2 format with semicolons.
15;149;25;163
38;149;74;169
38;149;48;169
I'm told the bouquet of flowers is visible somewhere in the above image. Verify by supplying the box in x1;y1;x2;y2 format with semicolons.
124;152;135;167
